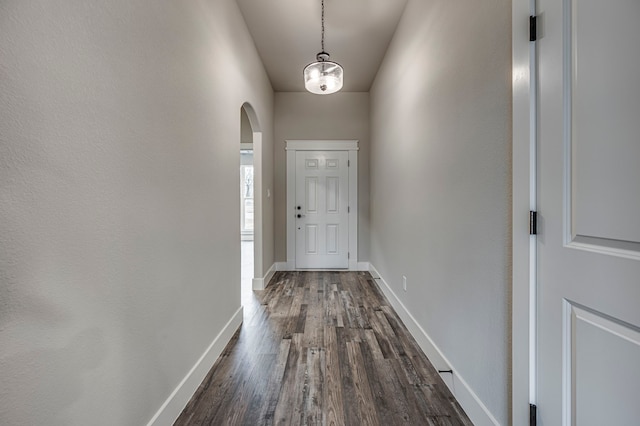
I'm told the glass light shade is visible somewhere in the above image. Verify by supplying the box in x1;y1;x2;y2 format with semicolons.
303;60;343;95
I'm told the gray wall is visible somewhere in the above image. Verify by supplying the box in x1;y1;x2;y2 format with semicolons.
0;0;273;425
274;92;370;263
369;0;512;423
240;107;253;144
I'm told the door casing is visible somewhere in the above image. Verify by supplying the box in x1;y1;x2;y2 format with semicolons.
286;140;359;270
513;0;536;424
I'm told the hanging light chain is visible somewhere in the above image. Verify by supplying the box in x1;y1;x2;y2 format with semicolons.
321;0;325;53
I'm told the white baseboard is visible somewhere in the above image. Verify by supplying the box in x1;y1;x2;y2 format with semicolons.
368;264;500;426
275;261;292;271
355;261;370;271
253;263;276;290
146;307;243;426
274;261;370;272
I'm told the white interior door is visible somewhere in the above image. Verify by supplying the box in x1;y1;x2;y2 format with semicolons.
536;0;640;424
295;151;349;269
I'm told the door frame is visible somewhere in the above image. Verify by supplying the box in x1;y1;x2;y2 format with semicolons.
513;0;536;424
285;140;359;270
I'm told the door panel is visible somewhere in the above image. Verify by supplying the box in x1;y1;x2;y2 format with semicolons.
571;0;640;246
537;0;640;423
305;225;318;254
306;177;318;213
570;302;640;426
326;224;338;254
295;151;349;269
326;177;339;212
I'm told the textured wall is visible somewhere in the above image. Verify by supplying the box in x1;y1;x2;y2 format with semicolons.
0;0;273;425
273;92;370;263
369;0;512;423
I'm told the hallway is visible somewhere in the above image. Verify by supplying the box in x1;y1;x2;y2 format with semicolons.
174;272;472;425
0;0;513;424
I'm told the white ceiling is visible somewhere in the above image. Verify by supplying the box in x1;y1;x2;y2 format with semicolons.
236;0;409;92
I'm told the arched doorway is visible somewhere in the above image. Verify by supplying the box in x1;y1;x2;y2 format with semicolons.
239;103;263;306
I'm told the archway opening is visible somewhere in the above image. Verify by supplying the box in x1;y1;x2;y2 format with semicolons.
240;103;262;308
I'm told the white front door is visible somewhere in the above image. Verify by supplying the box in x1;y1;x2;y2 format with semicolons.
295;150;349;269
536;0;640;424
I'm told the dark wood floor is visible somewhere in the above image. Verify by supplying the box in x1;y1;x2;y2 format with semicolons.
175;271;473;426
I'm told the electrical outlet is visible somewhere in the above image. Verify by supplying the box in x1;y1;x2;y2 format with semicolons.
403;275;407;291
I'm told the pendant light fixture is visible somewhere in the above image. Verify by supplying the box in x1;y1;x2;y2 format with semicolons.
303;0;343;94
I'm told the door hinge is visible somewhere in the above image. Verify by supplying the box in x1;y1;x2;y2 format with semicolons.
348;206;350;213
530;403;537;426
348;252;350;259
348;160;350;167
530;15;537;41
530;211;537;235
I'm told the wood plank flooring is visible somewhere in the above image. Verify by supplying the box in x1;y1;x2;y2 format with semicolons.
175;271;473;426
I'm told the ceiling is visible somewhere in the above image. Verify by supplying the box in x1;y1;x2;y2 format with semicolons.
236;0;409;92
